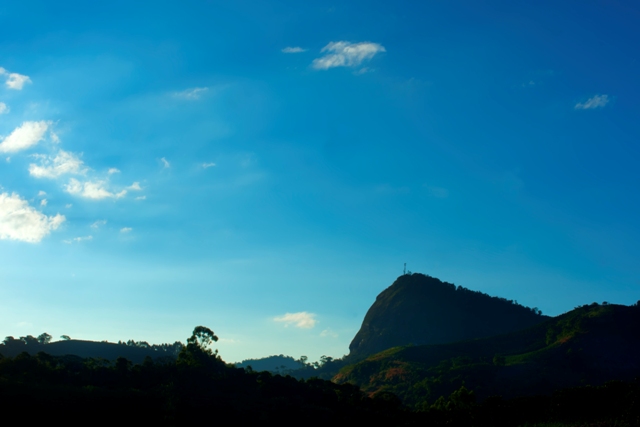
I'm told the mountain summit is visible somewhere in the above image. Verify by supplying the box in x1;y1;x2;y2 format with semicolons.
348;273;547;358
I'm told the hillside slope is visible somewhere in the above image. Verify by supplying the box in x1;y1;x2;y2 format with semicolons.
349;273;548;359
336;303;640;407
0;339;181;364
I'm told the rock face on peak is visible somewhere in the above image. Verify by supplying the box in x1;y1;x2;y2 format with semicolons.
348;273;548;359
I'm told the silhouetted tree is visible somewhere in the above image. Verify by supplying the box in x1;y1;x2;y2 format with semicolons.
20;335;38;346
37;333;52;345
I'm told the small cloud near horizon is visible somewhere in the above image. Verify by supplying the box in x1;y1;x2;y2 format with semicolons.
273;312;317;329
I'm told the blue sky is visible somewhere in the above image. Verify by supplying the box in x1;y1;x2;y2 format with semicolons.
1;0;639;363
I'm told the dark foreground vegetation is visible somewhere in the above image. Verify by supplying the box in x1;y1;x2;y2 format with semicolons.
1;326;639;426
0;327;408;426
3;274;639;425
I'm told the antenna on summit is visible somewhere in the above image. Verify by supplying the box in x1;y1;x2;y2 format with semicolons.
403;263;406;275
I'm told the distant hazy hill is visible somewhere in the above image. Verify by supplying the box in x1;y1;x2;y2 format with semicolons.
336;302;640;407
0;339;181;364
236;354;304;373
349;273;548;359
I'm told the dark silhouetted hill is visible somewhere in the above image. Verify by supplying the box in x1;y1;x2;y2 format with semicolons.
0;338;182;364
236;354;304;373
348;273;548;359
336;302;640;407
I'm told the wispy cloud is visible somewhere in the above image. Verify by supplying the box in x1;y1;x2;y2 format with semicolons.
320;328;338;338
0;121;51;153
40;199;47;206
0;67;31;90
120;227;132;233
353;67;371;75
91;220;107;229
282;46;307;53
202;162;216;169
0;102;9;114
135;195;146;200
38;191;46;197
174;87;208;100
273;312;317;329
575;94;610;110
160;157;170;168
108;168;120;175
63;235;93;244
312;41;386;70
29;150;86;179
127;182;142;191
0;192;65;243
65;178;127;200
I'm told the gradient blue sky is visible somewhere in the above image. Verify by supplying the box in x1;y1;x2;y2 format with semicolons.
1;0;639;363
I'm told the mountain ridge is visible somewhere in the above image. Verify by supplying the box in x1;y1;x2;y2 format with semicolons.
348;273;548;359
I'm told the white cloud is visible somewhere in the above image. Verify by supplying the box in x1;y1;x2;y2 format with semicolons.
282;46;307;53
575;94;610;110
160;157;170;168
5;157;9;163
120;227;132;233
127;182;142;191
29;150;86;179
0;192;65;243
202;162;216;169
5;72;31;90
65;203;72;208
108;168;120;174
63;235;92;244
135;195;146;200
273;312;317;329
40;199;47;206
174;87;208;100
0;121;51;153
0;102;9;114
65;178;127;200
312;41;386;70
38;191;46;197
50;131;60;144
90;220;107;229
